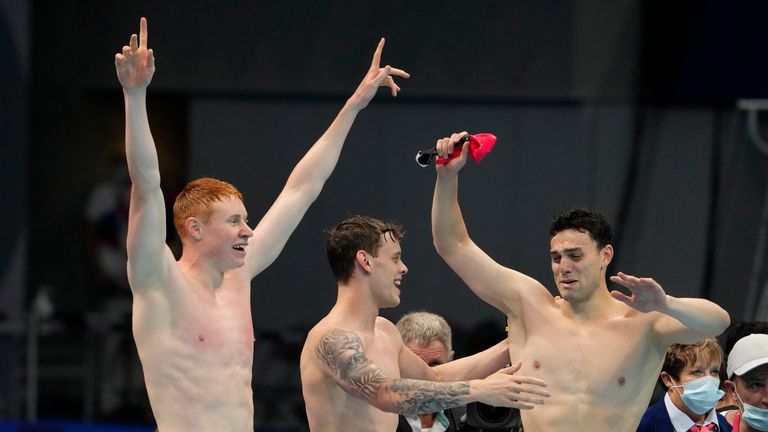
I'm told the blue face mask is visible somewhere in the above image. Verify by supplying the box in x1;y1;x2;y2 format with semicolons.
671;376;724;415
736;391;768;431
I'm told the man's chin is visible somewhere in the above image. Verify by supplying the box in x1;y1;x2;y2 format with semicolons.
223;258;247;271
382;298;401;309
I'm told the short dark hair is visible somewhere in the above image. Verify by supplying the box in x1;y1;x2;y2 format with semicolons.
549;207;613;249
326;215;404;284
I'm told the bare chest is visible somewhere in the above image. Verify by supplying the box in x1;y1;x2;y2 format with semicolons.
172;289;255;360
511;313;663;401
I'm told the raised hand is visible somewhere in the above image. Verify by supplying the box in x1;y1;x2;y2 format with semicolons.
474;361;550;410
347;38;410;110
115;17;156;94
434;132;471;173
609;272;669;313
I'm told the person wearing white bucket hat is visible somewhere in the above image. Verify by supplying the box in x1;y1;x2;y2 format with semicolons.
723;334;768;431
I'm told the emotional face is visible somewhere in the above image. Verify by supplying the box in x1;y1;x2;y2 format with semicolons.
549;228;611;303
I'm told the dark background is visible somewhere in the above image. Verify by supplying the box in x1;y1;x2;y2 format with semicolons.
2;0;768;430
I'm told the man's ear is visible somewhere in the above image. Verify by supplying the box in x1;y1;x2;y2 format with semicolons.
186;217;202;241
601;244;614;269
356;250;371;273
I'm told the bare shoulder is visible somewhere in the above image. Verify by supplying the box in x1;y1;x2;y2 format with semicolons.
375;317;405;342
374;317;399;334
304;320;358;360
314;326;366;361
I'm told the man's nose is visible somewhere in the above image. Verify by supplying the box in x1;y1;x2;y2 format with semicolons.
241;223;253;238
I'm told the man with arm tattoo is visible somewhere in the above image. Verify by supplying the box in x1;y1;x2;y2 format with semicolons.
299;215;549;431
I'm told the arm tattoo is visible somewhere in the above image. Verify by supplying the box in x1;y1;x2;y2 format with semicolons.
315;328;471;415
388;379;470;415
315;328;388;399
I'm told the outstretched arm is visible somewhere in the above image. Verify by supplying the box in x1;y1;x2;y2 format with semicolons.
431;340;511;381
315;328;548;415
609;272;731;345
115;17;170;291
431;133;549;315
399;337;512;382
245;38;409;278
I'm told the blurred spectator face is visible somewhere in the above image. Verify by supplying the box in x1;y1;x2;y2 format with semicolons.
405;340;452;367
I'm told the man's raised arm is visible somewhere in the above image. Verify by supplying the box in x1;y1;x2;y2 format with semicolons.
245;38;409;278
115;17;169;290
431;133;546;314
314;328;548;415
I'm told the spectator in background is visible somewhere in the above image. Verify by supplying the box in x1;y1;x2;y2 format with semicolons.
722;334;768;431
395;311;463;432
636;338;732;431
717;322;768;414
84;152;137;416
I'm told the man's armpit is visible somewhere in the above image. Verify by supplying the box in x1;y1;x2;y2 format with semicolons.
315;328;388;399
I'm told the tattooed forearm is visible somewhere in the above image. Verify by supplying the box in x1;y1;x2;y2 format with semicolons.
315;328;471;415
388;379;470;415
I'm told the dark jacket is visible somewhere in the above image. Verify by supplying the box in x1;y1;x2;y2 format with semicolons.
636;398;733;432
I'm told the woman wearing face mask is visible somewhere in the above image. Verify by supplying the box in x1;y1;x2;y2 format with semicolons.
637;338;733;431
722;334;768;431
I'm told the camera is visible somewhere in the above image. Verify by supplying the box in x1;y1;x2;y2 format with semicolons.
462;402;521;431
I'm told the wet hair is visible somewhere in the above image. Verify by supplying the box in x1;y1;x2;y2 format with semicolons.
396;311;453;352
173;178;243;241
326;215;404;284
549;207;613;249
661;338;724;388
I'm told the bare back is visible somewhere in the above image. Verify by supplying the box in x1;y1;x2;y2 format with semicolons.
300;315;403;432
130;249;255;431
508;291;666;431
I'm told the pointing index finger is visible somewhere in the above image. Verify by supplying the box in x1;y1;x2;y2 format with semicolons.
370;37;385;70
140;17;148;50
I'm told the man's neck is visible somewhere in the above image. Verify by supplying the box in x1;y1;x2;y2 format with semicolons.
178;252;226;291
562;283;618;322
333;283;380;331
